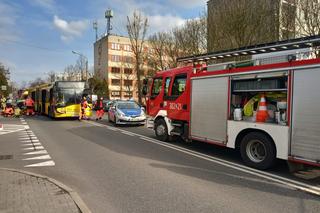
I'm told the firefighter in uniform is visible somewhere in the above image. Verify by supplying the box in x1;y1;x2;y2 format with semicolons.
95;97;104;120
25;96;35;116
79;96;88;120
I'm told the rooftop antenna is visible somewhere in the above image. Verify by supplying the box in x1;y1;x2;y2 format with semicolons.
93;20;98;41
105;9;113;36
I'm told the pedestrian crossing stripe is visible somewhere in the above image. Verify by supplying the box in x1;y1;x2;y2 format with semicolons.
0;124;27;135
24;160;55;167
23;150;48;155
23;146;44;150
23;155;51;161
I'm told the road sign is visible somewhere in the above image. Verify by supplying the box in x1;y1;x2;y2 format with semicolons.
1;85;7;91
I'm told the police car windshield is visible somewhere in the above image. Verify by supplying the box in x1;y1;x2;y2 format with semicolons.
117;102;139;109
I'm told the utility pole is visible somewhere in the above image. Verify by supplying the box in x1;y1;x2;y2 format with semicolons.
93;21;98;41
105;9;113;99
105;9;113;36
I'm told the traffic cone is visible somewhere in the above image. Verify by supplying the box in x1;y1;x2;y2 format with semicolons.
256;94;268;122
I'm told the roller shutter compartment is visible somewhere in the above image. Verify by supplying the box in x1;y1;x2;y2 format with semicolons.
291;67;320;162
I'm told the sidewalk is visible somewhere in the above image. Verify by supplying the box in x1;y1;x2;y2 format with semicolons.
0;169;89;213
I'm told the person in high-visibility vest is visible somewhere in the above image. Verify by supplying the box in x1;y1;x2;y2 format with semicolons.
25;96;35;116
95;97;104;120
1;96;6;111
79;96;88;120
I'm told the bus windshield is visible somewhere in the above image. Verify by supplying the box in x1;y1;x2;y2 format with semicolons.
56;88;84;107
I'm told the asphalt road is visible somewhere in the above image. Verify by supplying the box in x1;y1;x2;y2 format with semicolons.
0;115;319;213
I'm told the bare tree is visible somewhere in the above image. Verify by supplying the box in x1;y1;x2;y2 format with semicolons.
295;0;320;36
63;65;76;81
0;63;10;96
122;67;135;99
29;77;45;87
75;55;87;81
173;16;207;56
148;32;168;71
127;11;148;104
46;71;56;83
207;0;278;52
147;12;207;70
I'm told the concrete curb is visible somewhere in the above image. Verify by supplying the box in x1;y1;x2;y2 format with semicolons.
0;168;91;213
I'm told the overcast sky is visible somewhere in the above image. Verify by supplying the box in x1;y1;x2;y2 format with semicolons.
0;0;207;85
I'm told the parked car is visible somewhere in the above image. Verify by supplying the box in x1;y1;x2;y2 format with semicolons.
108;101;146;125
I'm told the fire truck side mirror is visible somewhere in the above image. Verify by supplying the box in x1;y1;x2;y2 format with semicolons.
142;79;148;96
142;85;148;96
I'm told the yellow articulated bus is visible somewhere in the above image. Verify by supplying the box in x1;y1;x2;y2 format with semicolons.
34;81;92;119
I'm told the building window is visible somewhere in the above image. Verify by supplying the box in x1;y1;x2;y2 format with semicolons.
124;80;133;86
111;67;121;73
111;79;121;85
123;44;131;52
111;55;121;62
111;43;121;50
124;91;132;98
111;91;120;97
123;56;133;63
124;68;133;74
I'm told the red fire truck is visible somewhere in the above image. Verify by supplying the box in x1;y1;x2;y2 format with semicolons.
143;35;320;170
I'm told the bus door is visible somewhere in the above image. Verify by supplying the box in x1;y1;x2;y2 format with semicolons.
41;89;47;114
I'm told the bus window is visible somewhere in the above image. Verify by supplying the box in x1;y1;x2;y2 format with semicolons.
151;78;163;98
171;74;186;97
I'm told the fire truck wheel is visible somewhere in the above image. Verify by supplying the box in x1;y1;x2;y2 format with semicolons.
240;132;276;170
155;119;169;142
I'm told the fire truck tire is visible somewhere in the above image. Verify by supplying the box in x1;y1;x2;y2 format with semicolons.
155;119;169;142
240;132;276;170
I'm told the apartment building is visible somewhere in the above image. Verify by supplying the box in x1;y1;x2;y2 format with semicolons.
94;34;152;100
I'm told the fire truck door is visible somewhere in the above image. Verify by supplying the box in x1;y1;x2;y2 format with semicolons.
149;77;164;116
165;74;188;120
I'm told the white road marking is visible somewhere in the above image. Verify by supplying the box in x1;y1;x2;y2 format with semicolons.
20;140;32;143
24;160;55;167
24;150;48;155
21;143;42;146
85;120;320;196
23;155;51;161
31;139;39;142
121;131;135;136
19;137;31;139
23;146;44;150
0;124;26;135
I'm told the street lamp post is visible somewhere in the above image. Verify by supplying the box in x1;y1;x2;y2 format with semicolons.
72;51;88;83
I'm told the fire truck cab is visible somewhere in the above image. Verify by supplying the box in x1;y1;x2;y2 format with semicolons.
144;35;320;170
146;66;193;141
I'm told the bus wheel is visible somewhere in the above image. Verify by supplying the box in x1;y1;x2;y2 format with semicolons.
155;119;169;142
240;132;276;170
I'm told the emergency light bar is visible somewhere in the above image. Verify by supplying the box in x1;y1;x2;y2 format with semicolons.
177;35;320;63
